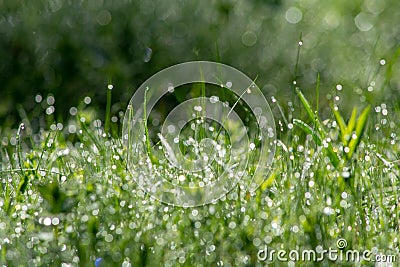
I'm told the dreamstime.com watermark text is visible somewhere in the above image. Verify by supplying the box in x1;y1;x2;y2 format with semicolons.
257;238;397;263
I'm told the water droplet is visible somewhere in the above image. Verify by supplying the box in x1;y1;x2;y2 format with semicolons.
105;234;113;242
47;95;55;105
46;106;55;115
249;143;255;150
43;217;52;226
35;94;42;103
210;96;219;103
52;217;60;226
178;175;186;182
84;96;91;104
143;47;152;63
342;171;351;178
69;107;78;116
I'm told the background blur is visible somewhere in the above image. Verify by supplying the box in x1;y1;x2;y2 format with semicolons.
1;0;400;128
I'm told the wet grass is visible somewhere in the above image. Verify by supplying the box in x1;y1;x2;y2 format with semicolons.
0;79;400;267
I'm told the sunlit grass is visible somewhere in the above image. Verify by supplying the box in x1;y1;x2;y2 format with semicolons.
0;75;399;266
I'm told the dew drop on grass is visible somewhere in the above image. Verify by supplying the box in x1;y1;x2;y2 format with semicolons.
105;234;113;242
249;143;255;150
84;96;91;104
46;106;55;115
210;96;219;103
35;94;42;103
47;95;55;105
43;217;51;226
163;84;174;94
69;107;77;115
342;171;351;178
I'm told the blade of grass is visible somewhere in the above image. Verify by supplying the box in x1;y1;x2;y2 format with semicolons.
347;105;370;159
332;106;348;145
315;73;320;118
346;107;357;139
293;119;322;146
143;87;152;159
295;87;340;168
105;83;113;136
295;87;327;138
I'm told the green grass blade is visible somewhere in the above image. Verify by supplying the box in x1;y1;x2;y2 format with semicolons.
295;87;327;138
347;105;370;159
332;106;348;145
143;87;153;160
293;119;322;145
326;144;340;168
105;84;113;136
295;87;340;168
346;107;357;138
315;73;320;117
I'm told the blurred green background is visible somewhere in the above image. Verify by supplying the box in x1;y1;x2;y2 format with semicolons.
1;0;400;127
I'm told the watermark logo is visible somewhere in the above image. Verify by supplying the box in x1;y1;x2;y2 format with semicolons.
257;238;397;263
122;61;276;207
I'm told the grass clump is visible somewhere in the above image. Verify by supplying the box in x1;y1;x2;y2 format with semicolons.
0;73;399;267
